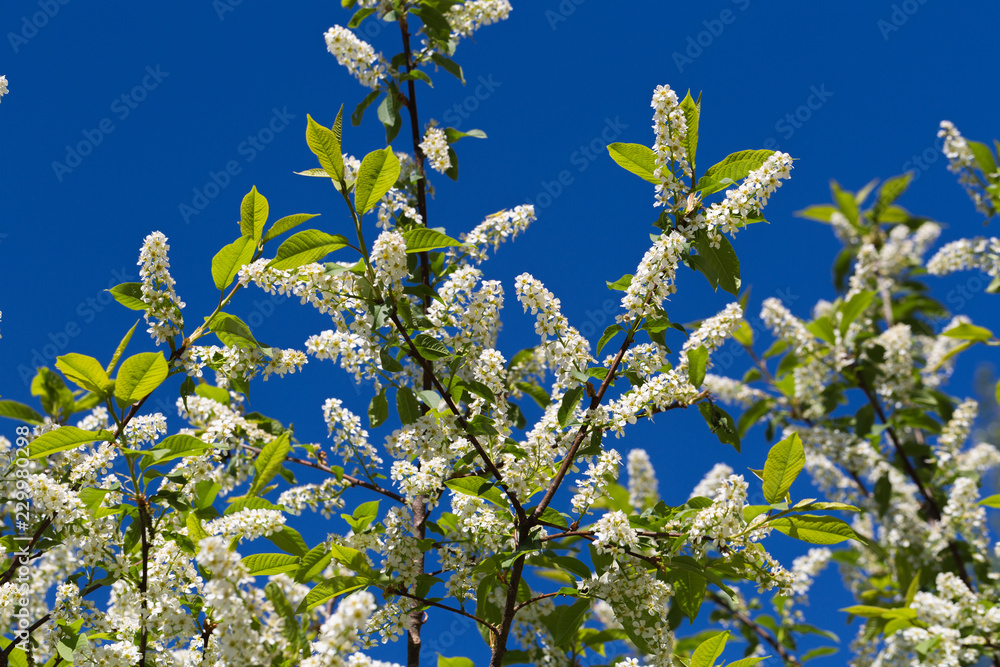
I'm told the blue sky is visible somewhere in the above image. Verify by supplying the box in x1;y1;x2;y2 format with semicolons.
2;0;999;663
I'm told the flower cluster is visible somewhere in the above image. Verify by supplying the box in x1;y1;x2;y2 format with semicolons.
370;230;409;296
650;84;690;207
137;231;185;344
460;205;536;264
571;448;622;515
446;0;512;39
618;230;686;324
592;510;639;555
938;120;995;216
324;26;385;89
0;75;8;102
927;236;1000;278
626;449;659;508
701;151;793;242
419;126;451;173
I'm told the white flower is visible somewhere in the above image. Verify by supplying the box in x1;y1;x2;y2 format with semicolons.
324;25;386;89
0;75;8;102
371;230;409;296
927;237;1000;278
938;120;994;216
592;510;639;555
650;84;691;208
419;126;451;174
626;449;659;508
618;230;687;324
137;231;185;344
459;205;535;264
446;0;512;38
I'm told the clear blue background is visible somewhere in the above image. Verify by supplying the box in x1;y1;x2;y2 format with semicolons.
2;1;999;664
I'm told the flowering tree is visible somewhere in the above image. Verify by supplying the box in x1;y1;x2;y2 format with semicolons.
2;2;1000;667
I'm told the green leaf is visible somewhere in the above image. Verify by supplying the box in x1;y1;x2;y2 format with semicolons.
412;334;450;360
401;227;465;253
369;388;389;428
0;400;44;424
693;231;741;296
411;4;452;35
680;90;701;171
769;515;863;545
762;432;805;504
445;476;508;510
607;143;659;184
515;382;550;409
691;630;728;667
550;599;591;648
55;353;111;394
596;324;623;357
840;290;875;335
300;575;369;612
249;433;291;497
942;322;994;342
267;230;350;271
263;213;320;243
115;352;169;406
969;140;998;177
606;274;633;291
136;434;213;467
242;553;301;575
226;497;284;515
210;313;259;350
106;320;139;375
444;128;487;143
978;494;1000;508
726;658;769;667
698;402;741;453
306;111;345;183
355;147;401;215
212;236;256;291
794;204;839;222
396;386;420;425
28;426;114;459
268;526;309;558
687;346;708;388
672;568;707;622
873;172;913;214
108;282;147;310
352;89;381;127
696;150;774;196
438;657;475;667
831;180;859;226
558;385;585;428
431;53;465;84
329;542;376;577
240;186;269;241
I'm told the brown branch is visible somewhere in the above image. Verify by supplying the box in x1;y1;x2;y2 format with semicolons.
392;589;498;634
237;442;405;504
